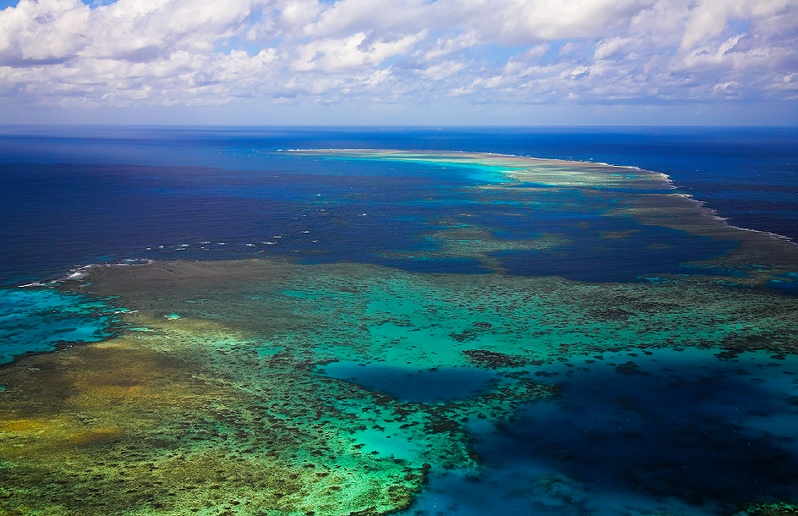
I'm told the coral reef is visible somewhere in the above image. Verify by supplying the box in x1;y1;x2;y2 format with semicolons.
2;151;797;514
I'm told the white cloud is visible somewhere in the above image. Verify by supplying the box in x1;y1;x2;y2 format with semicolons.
85;0;256;60
594;37;633;61
414;60;467;80
0;0;796;119
0;0;90;64
301;0;428;38
292;31;424;72
420;31;478;62
493;0;654;43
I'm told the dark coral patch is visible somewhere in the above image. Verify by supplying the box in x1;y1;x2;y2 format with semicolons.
463;349;528;369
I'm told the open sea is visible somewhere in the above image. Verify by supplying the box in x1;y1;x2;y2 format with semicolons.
2;126;797;285
0;126;797;515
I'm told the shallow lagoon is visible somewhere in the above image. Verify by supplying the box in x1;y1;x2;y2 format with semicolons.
0;288;122;364
1;146;797;515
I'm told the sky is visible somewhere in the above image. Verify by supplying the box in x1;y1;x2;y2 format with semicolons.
0;0;797;125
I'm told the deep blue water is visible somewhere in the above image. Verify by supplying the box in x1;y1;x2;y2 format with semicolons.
1;126;796;285
322;361;501;403
404;349;798;516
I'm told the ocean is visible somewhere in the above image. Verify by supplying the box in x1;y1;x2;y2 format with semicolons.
0;126;797;515
2;126;797;284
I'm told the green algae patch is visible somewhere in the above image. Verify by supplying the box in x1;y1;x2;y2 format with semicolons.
72;257;798;373
381;225;568;272
743;502;798;516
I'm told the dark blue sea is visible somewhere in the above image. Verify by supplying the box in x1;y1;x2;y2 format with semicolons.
1;126;797;515
1;126;797;286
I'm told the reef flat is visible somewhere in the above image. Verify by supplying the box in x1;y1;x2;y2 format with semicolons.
1;150;797;515
292;150;798;281
0;260;557;515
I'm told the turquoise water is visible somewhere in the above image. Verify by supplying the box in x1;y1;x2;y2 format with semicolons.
0;288;120;364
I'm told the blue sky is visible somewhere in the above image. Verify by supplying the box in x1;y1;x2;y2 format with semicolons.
1;0;796;125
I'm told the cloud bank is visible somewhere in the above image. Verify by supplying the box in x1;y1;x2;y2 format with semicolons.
0;0;796;122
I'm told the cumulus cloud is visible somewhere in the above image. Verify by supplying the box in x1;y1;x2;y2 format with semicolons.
0;0;796;114
291;31;424;72
0;0;90;64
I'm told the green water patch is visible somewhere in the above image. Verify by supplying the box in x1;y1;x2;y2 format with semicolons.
380;225;568;272
2;258;797;514
0;287;122;364
261;264;798;367
744;502;798;516
88;260;798;368
72;259;798;368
